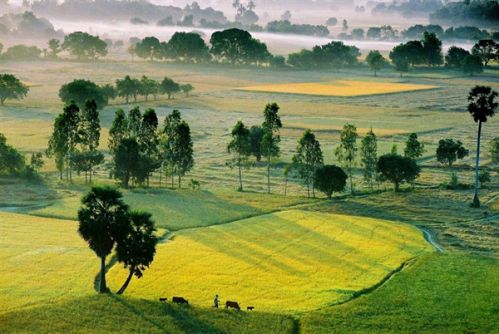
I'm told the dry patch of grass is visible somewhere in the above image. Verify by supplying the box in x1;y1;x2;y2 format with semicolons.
108;209;431;313
237;80;438;97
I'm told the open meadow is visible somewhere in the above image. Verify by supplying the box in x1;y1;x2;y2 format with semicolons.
0;53;498;333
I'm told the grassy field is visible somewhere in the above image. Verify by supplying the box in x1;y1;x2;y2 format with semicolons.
301;253;499;333
107;209;431;313
237;79;437;97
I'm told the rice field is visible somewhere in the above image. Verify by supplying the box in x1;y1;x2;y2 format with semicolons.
107;209;432;313
237;80;438;97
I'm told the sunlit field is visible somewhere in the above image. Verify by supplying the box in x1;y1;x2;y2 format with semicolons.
107;210;432;313
237;79;438;97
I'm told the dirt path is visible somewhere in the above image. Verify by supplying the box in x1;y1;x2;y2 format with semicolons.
420;228;445;253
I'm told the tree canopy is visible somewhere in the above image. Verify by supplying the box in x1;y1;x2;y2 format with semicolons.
0;74;29;105
377;154;420;191
62;31;108;60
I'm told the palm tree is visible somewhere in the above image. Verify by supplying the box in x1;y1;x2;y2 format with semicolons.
115;211;157;295
78;187;130;293
467;86;497;208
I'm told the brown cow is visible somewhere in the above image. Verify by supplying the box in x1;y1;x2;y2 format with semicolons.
225;301;240;310
172;297;189;305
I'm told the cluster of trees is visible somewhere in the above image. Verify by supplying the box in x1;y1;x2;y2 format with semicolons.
430;0;499;27
78;186;157;294
0;132;43;179
287;41;360;69
402;24;495;41
266;20;329;37
0;11;63;39
109;108;193;189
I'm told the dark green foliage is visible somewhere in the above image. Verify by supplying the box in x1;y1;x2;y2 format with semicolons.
249;125;264;162
266;20;329;37
436;139;469;167
139;76;159;101
288;41;360;68
314;165;347;199
0;133;25;176
402;24;444;39
0;73;29;105
172;121;194;189
335;124;358;194
59;79;110;109
109;109;128;154
134;36;162;61
292;129;323;198
404;133;425;159
365;50;387;76
115;211;157;295
360;129;377;189
471;39;498;66
62;31;108;60
78;186;130;293
227;121;251;191
490;137;499;163
166;32;209;62
210;28;270;65
180;84;194;96
422;31;443;66
160;77;180;99
116;76;141;104
114;138;142;188
261;103;282;194
377;154;420;191
430;0;499;27
445;46;470;68
462;54;483;76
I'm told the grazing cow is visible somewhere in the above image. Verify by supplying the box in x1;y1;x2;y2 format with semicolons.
172;296;189;305
247;306;254;311
159;298;167;302
225;301;240;310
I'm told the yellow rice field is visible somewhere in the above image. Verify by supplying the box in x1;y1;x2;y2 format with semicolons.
108;209;432;313
237;80;438;97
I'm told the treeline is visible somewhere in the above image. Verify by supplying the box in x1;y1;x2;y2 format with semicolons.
430;0;499;28
0;132;43;180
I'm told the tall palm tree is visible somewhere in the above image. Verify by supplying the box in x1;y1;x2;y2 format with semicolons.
78;186;130;293
467;86;497;208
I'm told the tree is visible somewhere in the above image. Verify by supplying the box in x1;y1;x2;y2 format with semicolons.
366;50;387;76
314;165;347;199
422;31;443;66
436;139;469;168
115;211;157;295
227;121;251;191
467;86;497;207
160;77;180;99
404;133;425;159
167;32;209;62
377;154;420;192
109;109;128;154
445;46;470;68
59;79;109;109
249;125;264;162
77;100;103;183
114;138;141;188
292;129;323;198
172;121;194;188
462;55;483;76
210;28;270;65
139;109;160;186
490;137;499;164
0;74;29;105
78;186;130;293
389;44;410;76
116;76;141;104
139;76;159;102
48;38;61;58
30;152;44;172
471;40;498;66
0;133;26;176
161;110;183;188
261;103;282;193
180;84;194;97
133;36;161;61
62;31;108;60
335;124;358;194
360;128;377;189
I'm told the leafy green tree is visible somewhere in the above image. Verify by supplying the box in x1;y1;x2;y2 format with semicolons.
78;186;130;293
48;38;61;58
249;125;264;162
490;137;499;163
335;124;358;194
115;211;157;295
0;74;29;105
210;28;270;65
167;32;209;62
180;84;194;97
114;137;141;188
139;109;160;186
445;46;470;68
467;86;497;207
172;121;194;189
0;133;26;176
62;32;108;60
422;31;443;66
471;40;498;66
261;103;282;194
109;109;128;154
116;76;141;104
479;170;491;188
292;129;323;198
314;165;347;199
161;110;182;188
160;77;180;99
389;44;410;76
59;79;109;109
134;37;161;61
404;133;425;159
377;154;420;192
30;152;44;172
436;139;469;168
227;121;251;191
463;55;483;76
366;50;387;76
139;76;159;101
360;128;377;189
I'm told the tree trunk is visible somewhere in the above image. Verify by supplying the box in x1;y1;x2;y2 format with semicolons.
171;174;174;189
238;156;243;191
284;177;288;196
394;181;400;192
178;175;181;189
472;121;482;208
89;165;93;183
117;270;134;295
267;154;271;194
306;178;310;198
99;256;107;293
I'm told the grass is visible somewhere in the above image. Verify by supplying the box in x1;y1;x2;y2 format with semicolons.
301;252;499;333
237;80;438;97
107;209;432;313
26;186;312;230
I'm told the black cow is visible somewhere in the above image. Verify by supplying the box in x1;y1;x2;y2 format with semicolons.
159;298;167;302
247;306;254;311
172;296;189;305
225;301;240;310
